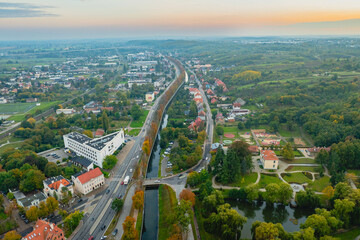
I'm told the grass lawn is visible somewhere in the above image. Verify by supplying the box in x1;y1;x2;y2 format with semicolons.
258;174;283;188
8;101;61;122
135;207;143;233
278;125;301;138
228;172;258;188
275;150;303;157
222;126;239;133
308;175;331;192
282;172;312;184
111;120;130;129
283;158;316;164
0;142;23;155
285;166;323;172
158;184;177;240
348;169;360;177
334;227;360;240
0;102;36;114
128;129;141;136
130;110;149;128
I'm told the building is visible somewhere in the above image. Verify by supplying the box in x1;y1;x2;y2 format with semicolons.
17;192;47;208
145;92;155;102
72;168;104;195
63;130;124;168
43;175;73;200
69;156;94;171
22;219;65;240
260;150;279;170
56;109;75;115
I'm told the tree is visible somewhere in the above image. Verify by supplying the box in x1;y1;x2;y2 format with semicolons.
63;211;84;234
238;122;245;130
205;203;247;240
216;125;224;136
264;183;280;203
301;214;331;238
202;190;224;216
278;182;293;204
189;101;197;118
322;186;335;200
111;198;124;212
296;189;320;208
174;200;193;233
316;149;329;165
38;201;49;218
7;192;14;200
26;206;39;222
142;139;151;156
332;198;355;227
333;182;352;200
292;227;316;240
212;146;225;175
19;169;45;193
132;191;144;210
46;196;59;214
122;216;138;240
281;142;294;161
102;111;109;132
103;155;118;169
44;162;61;177
179;189;196;206
130;104;142;121
253;222;280;240
3;230;21;240
245;184;259;201
83;130;93;138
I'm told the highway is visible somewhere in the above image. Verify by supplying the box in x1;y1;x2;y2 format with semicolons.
71;57;182;240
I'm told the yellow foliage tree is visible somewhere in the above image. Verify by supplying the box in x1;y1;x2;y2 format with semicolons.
322;185;335;200
142;139;151;156
3;230;21;240
83;130;93;138
27;117;36;125
132;190;144;210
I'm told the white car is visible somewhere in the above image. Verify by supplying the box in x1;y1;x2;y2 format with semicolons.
154;180;161;183
129;168;133;173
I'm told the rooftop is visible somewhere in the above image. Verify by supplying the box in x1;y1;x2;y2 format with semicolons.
65;131;122;151
76;167;103;184
261;150;279;161
18;192;47;208
23;219;64;240
44;175;71;190
71;156;93;168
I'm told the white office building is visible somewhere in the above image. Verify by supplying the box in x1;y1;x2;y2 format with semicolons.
63;130;124;168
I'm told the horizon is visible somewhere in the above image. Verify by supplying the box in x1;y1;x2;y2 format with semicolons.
1;0;360;40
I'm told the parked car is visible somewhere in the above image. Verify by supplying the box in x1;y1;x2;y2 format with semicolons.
101;225;106;230
106;189;110;194
88;237;94;240
154;180;161;183
112;229;118;236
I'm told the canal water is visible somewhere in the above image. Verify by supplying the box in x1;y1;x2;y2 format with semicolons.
141;114;168;240
229;200;314;239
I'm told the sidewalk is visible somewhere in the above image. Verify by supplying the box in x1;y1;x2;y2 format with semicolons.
116;183;136;239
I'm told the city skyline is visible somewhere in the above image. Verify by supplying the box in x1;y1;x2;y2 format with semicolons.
1;0;360;40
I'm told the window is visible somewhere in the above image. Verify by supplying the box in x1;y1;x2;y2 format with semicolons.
273;161;276;163
273;165;275;168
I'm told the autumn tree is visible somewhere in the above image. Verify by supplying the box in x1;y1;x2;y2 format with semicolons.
46;196;59;214
83;130;93;138
179;189;196;207
3;230;21;240
38;201;49;218
142;138;151;156
26;206;39;222
132;190;144;210
122;216;138;240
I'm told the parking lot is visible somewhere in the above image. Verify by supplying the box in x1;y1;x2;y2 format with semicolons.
38;148;70;163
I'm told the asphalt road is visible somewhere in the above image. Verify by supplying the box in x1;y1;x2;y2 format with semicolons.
72;58;182;240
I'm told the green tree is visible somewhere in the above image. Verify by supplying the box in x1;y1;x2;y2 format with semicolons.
244;184;259;201
44;162;61;177
189;100;197;118
212;146;225;175
296;189;321;209
46;196;59;214
19;169;45;193
38;201;49;218
174;200;193;233
26;206;39;222
315;149;329;165
103;155;118;169
332;198;355;227
333;182;352;200
278;182;293;204
264;183;280;203
111;198;124;212
102;111;109;132
281;142;294;161
130;104;142;121
63;211;84;234
301;214;331;238
252;221;281;240
202;190;224;216
216;125;224;136
292;227;316;240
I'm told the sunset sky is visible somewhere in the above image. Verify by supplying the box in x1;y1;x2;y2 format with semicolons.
1;0;360;40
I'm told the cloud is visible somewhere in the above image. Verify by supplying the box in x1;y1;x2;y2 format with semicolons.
0;2;57;18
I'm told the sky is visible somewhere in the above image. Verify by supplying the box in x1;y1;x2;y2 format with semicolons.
1;0;360;40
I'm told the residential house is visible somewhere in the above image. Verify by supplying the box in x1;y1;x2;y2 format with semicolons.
16;192;47;208
260;150;279;170
43;176;73;200
69;156;94;171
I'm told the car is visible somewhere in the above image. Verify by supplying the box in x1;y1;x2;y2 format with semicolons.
106;189;110;194
154;180;161;183
100;236;107;240
88;237;94;240
130;168;133;173
121;181;124;185
178;174;183;177
101;225;106;230
78;199;83;203
118;194;123;199
24;219;29;224
112;229;118;236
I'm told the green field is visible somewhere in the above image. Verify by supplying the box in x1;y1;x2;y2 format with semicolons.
284;158;316;164
274;150;303;157
128;129;141;136
285;166;322;172
0;142;23;155
258;174;283;188
0;102;36;114
334;227;360;240
282;172;312;184
228;172;258;188
130;110;149;128
158;184;177;240
308;175;331;192
8;101;61;122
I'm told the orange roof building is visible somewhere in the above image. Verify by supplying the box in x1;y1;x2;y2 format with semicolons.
72;168;104;195
43;176;73;200
260;150;279;170
23;219;65;240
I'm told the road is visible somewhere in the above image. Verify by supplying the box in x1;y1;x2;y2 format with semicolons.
71;57;182;240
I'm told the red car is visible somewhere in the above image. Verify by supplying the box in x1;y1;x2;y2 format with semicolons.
121;181;124;185
88;237;94;240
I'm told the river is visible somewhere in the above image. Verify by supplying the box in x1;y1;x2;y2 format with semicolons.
141;114;168;240
229;200;314;239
